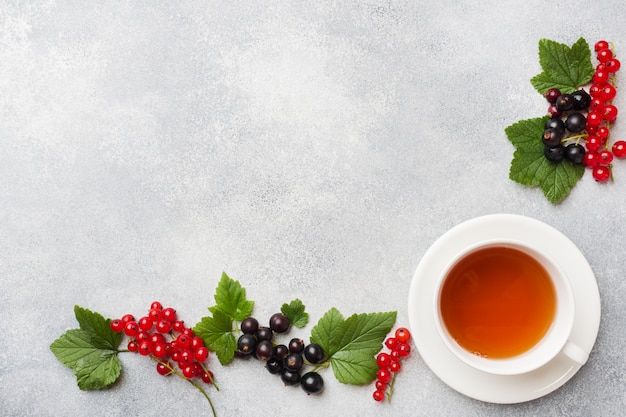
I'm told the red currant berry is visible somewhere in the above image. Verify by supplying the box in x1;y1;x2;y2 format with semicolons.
150;333;166;345
121;314;135;323
195;346;210;362
191;336;205;350
377;368;392;384
156;361;173;376
586;111;603;127
182;328;195;338
148;308;162;323
396;342;411;357
153;343;168;358
583;151;600;168
136;331;150;342
606;58;621;73
156;320;172;334
171;350;181;363
123;321;139;337
178;349;194;365
597;48;614;63
182;364;198;379
597;126;610;141
376;352;392;369
201;370;215;384
598;149;614;165
373;389;386;402
150;301;163;311
390;349;401;359
162;307;177;322
593;165;611;182
385;337;399;350
176;334;192;349
172;320;186;333
612;140;626;158
138;340;153;356
110;319;124;332
395;328;411;343
602;104;618;122
127;340;139;353
389;360;402;373
593;69;610;85
595;40;610;51
589;98;605;111
586;135;603;152
138;316;153;331
601;84;617;101
589;84;603;97
547;104;562;118
375;380;387;390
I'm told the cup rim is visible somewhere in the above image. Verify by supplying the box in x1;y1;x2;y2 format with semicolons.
432;238;576;375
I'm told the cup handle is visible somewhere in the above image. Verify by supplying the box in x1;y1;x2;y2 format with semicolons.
562;341;589;365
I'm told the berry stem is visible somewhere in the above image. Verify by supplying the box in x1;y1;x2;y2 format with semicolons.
151;357;217;417
386;370;398;402
198;362;220;391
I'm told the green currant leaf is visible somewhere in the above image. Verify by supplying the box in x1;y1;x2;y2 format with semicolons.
50;306;123;391
530;37;594;94
193;308;237;366
280;299;309;328
506;116;584;204
310;309;396;385
209;272;254;321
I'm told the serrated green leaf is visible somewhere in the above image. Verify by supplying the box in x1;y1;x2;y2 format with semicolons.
530;37;594;94
280;299;308;328
193;308;237;365
74;354;122;390
506;117;584;204
210;272;254;321
73;305;122;350
310;309;396;385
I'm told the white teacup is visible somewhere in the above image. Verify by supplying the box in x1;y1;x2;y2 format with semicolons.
433;239;588;375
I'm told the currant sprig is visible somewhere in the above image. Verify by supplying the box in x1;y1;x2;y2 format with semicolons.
372;327;412;403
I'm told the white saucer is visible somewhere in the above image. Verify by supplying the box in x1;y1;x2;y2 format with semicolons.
407;214;601;404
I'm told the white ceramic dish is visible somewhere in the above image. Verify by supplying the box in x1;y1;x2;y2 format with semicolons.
407;214;601;404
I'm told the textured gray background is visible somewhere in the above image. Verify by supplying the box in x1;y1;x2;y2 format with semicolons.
2;1;626;416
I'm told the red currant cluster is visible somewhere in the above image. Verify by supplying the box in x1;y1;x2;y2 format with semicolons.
543;40;625;182
372;327;412;403
110;301;215;385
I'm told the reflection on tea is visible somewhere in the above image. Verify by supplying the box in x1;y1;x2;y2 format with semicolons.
439;246;556;359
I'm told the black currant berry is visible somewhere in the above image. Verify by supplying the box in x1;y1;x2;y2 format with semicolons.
565;143;586;164
544;117;565;133
256;326;273;342
285;352;304;371
300;372;324;395
544;145;565;162
572;89;592;110
280;368;301;386
565;112;587;133
255;340;275;361
303;343;325;364
547;104;562;118
266;357;283;374
274;344;289;360
269;313;290;333
240;317;259;335
288;338;304;354
555;94;575;111
542;128;563;147
545;88;561;104
237;334;257;355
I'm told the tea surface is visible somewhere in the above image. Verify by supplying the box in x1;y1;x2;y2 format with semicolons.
440;246;556;359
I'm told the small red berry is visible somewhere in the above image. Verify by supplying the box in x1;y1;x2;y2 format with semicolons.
153;343;168;358
389;360;402;373
586;111;603;127
201;370;215;384
583;151;600;168
589;84;603;97
162;307;177;322
136;331;150;342
182;364;199;379
606;58;621;73
601;84;617;101
375;380;387;390
593;69;610;85
150;301;163;311
178;349;194;365
545;88;561;104
150;333;166;345
586;135;603;152
612;140;626;158
595;40;610;52
396;342;411;357
123;321;139;337
138;340;153;356
156;320;172;334
592;165;611;182
110;319;124;332
156;361;173;376
149;308;162;323
191;336;205;350
597;48;614;63
598;149;614;165
127;340;139;353
395;328;411;343
376;352;392;369
138;316;153;331
121;314;135;323
377;368;392;384
589;98;605;111
601;104;618;122
385;337;399;350
195;346;210;362
373;389;386;402
597;126;610;141
172;320;186;333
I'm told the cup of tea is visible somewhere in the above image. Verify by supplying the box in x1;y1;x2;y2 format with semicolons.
433;239;588;375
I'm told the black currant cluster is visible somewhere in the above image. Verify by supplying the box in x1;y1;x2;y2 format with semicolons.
542;89;591;164
236;313;326;395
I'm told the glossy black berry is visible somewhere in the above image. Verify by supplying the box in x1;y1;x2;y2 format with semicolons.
237;334;257;355
565;112;587;133
240;317;259;335
555;94;575;111
572;89;592;110
544;145;565;162
266;357;283;374
300;372;324;395
256;326;273;342
545;88;561;104
255;340;275;361
280;368;301;386
288;338;304;354
269;313;290;333
274;344;289;361
303;343;325;364
564;143;586;164
544;117;565;134
285;352;304;371
542;128;564;147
